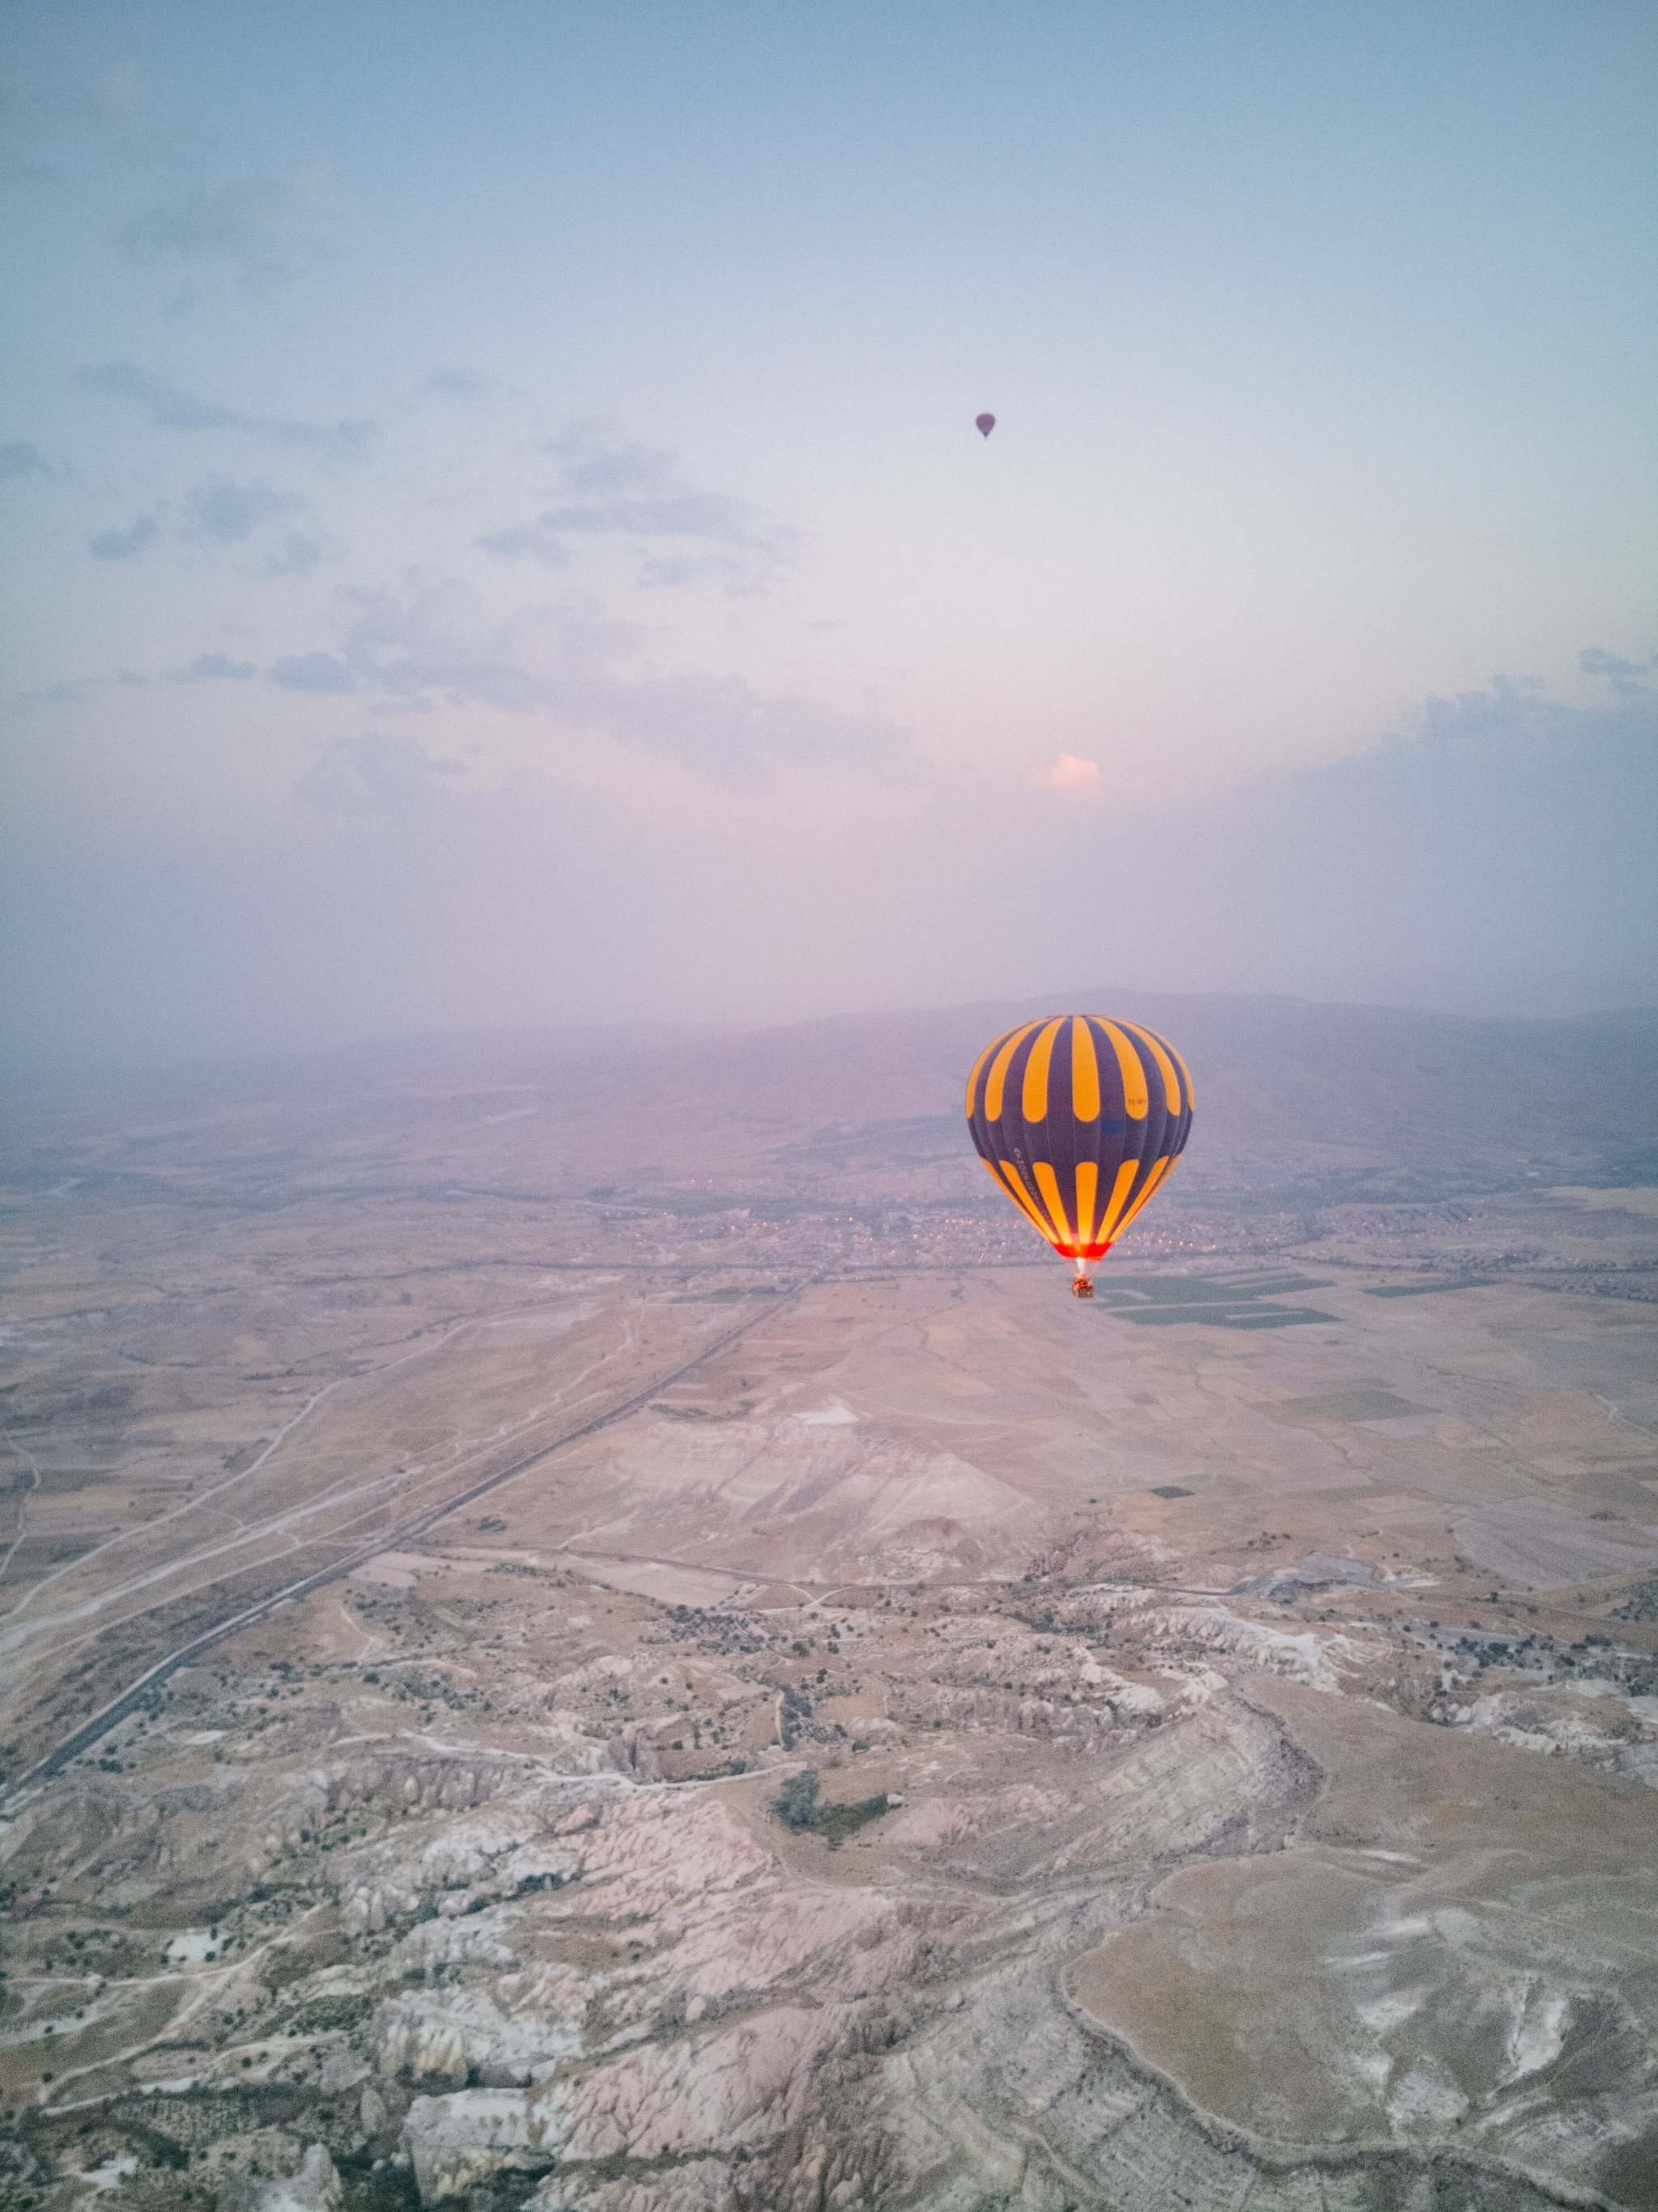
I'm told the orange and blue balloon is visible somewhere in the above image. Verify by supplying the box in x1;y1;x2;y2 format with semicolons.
965;1016;1194;1295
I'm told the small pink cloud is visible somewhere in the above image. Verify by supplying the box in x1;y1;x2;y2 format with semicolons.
1035;752;1103;793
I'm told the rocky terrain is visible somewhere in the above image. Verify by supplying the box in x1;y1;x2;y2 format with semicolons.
2;996;1656;2210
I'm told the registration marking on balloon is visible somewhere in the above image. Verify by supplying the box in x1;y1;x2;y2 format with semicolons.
965;1015;1193;1297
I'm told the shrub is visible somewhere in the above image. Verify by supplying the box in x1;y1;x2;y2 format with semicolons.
774;1771;819;1831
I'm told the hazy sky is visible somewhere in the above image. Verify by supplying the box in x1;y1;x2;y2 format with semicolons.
2;1;1654;1066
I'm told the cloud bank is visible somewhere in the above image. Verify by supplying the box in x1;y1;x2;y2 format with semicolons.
479;421;800;593
3;674;1651;1069
77;363;372;456
261;576;904;785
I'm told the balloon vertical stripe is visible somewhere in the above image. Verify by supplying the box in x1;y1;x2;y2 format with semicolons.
1126;1022;1182;1117
1096;1156;1141;1244
1022;1018;1065;1124
1073;1159;1099;1246
985;1022;1038;1122
1034;1160;1070;1240
1099;1023;1150;1119
1070;1017;1101;1121
994;1159;1056;1243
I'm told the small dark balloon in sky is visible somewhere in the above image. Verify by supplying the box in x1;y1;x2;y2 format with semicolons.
976;412;995;437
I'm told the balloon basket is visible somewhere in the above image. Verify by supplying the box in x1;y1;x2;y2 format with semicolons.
1070;1275;1095;1300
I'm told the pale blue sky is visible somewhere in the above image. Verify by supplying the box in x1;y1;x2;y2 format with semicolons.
2;2;1654;1062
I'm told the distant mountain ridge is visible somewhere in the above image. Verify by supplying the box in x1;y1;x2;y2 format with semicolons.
7;993;1655;1213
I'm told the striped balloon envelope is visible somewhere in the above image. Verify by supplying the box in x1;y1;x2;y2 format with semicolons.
964;1015;1194;1295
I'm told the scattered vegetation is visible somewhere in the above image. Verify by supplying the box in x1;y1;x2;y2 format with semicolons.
772;1768;890;1848
1614;1580;1658;1623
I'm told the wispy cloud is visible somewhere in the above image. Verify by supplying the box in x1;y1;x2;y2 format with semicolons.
178;652;257;682
295;733;466;815
266;534;322;577
475;515;572;568
479;419;799;593
113;164;327;286
179;476;303;546
84;473;319;572
10;67;330;300
1580;644;1652;698
76;362;372;456
0;440;53;485
423;367;491;398
270;651;356;694
274;576;902;785
88;511;162;561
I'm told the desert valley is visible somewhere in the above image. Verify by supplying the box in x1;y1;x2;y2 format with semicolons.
2;993;1656;2212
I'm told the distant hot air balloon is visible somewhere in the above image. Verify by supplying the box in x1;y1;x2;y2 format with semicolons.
975;412;996;437
965;1016;1194;1296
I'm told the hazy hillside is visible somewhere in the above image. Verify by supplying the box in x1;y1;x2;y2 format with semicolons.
7;993;1652;1215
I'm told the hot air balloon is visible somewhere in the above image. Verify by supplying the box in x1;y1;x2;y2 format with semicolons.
976;412;996;437
965;1016;1193;1296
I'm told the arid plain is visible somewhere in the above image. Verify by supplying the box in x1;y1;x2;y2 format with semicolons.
2;996;1656;2212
